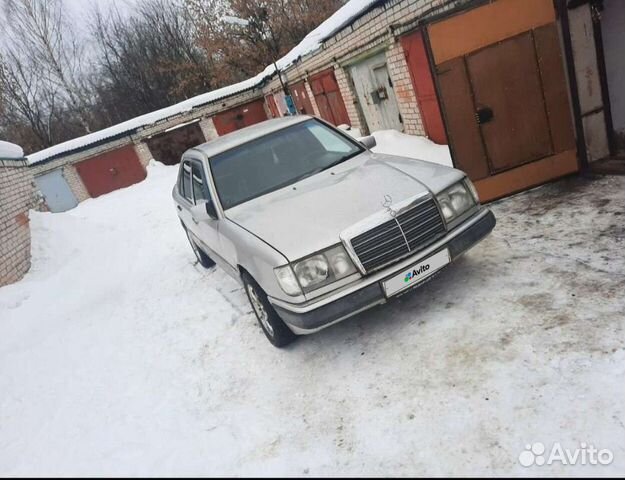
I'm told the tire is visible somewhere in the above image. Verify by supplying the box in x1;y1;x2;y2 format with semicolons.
184;225;215;269
242;272;297;348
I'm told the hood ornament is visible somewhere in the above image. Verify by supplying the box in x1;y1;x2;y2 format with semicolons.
382;194;397;218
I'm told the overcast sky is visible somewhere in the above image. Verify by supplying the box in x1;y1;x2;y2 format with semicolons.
0;0;138;43
64;0;136;34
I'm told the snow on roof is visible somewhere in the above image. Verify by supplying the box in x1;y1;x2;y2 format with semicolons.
27;0;386;166
0;141;25;160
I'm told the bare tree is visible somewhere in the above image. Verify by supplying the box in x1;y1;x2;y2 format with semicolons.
186;0;344;84
0;0;344;153
2;0;92;133
0;47;64;151
89;0;215;121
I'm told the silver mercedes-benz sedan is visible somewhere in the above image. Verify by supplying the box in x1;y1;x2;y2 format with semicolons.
173;115;495;347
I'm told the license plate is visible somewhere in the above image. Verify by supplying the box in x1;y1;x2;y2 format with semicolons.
382;249;450;297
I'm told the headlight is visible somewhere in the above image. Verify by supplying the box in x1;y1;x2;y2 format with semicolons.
294;254;328;289
274;265;301;296
274;245;358;295
436;180;476;224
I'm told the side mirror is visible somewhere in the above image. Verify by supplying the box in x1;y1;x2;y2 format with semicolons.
191;199;218;221
360;135;377;149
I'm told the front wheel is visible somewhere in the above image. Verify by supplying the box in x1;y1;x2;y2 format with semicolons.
242;272;297;348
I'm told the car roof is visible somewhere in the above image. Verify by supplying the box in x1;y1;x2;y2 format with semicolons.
192;115;312;159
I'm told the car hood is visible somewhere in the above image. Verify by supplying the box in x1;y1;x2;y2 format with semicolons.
226;151;464;261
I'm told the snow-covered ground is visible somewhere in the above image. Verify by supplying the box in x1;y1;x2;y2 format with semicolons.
1;137;624;476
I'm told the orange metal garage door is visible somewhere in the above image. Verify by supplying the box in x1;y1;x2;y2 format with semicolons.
75;145;146;198
427;0;577;202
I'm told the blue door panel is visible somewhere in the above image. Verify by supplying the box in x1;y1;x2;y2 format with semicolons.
35;169;78;212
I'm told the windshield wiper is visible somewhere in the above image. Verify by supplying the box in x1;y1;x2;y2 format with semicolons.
320;151;362;173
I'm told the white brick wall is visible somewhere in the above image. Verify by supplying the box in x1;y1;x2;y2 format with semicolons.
261;0;470;135
386;42;426;136
198;117;219;141
133;142;154;169
304;81;321;117
0;159;36;287
334;66;369;133
62;164;90;202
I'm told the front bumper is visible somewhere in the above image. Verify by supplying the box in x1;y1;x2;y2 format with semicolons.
270;208;496;334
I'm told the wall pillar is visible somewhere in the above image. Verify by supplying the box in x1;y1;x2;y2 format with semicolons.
304;81;322;117
386;42;427;136
334;66;368;134
199;117;219;141
62;164;90;202
134;142;154;169
0;157;36;287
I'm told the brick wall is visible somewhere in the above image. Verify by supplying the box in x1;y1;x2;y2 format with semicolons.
26;86;264;211
0;158;36;287
386;42;426;136
261;0;471;136
198;117;219;141
304;81;321;117
133;142;154;169
62;164;90;203
334;67;369;134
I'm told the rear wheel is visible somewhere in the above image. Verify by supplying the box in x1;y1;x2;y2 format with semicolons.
242;272;297;348
184;226;215;269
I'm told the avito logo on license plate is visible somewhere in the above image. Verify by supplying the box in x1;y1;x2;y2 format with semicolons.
383;249;450;297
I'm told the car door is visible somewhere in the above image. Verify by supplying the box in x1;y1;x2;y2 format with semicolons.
188;158;239;276
185;159;219;259
176;159;196;233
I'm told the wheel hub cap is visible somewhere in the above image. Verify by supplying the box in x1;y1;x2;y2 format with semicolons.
247;285;273;336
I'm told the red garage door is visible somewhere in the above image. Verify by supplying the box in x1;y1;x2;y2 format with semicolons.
291;81;315;115
265;94;280;118
401;30;447;145
75;145;146;198
213;99;268;135
309;69;351;126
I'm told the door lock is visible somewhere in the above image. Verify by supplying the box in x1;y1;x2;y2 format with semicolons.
475;107;494;125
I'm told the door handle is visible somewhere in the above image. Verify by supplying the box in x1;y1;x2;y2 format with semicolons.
192;217;199;224
176;205;182;211
476;106;494;125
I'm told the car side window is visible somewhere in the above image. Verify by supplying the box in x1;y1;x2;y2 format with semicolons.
181;161;193;203
192;162;208;203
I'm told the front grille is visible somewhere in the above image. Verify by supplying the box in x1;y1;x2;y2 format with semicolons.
350;198;446;273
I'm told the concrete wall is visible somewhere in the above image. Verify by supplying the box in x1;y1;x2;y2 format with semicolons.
0;158;36;287
601;0;625;151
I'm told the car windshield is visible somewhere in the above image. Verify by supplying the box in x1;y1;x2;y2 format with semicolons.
209;119;364;209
